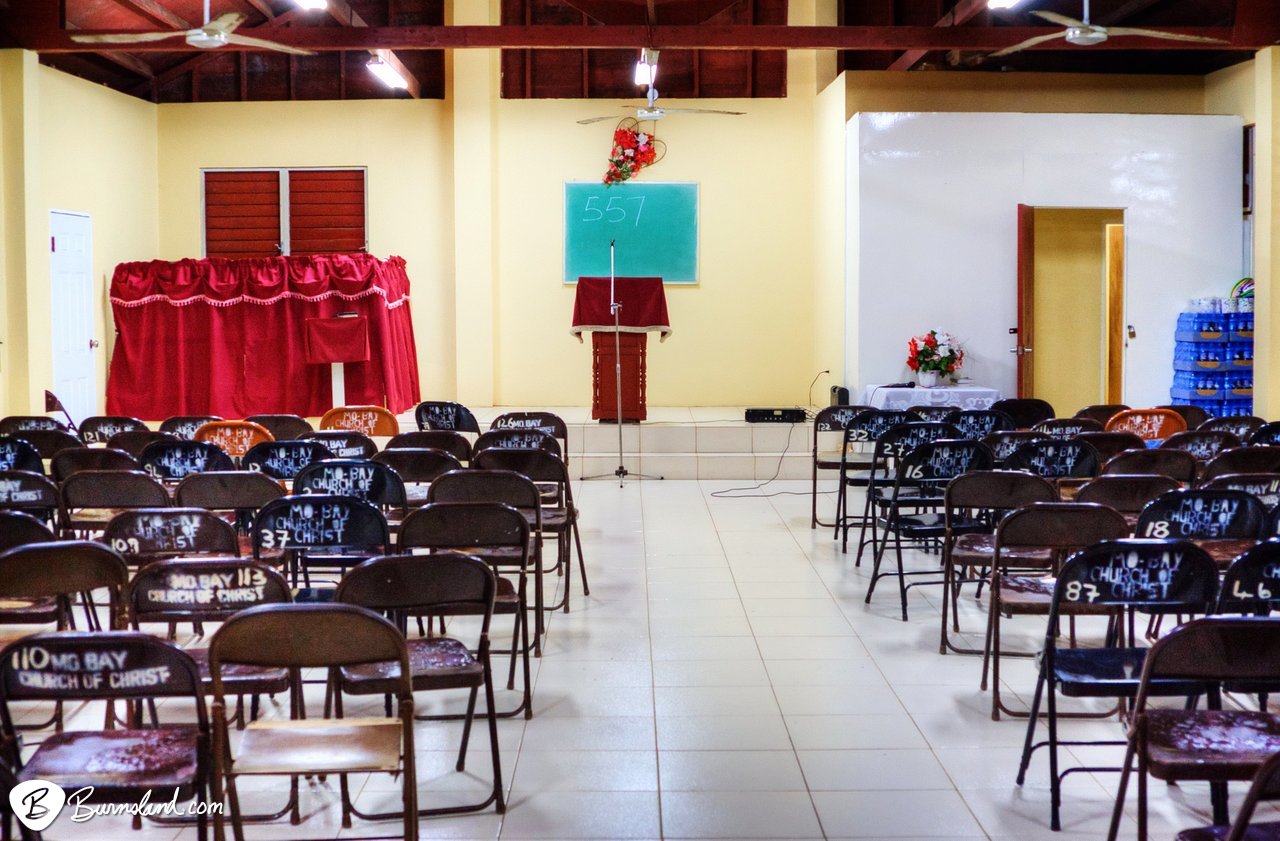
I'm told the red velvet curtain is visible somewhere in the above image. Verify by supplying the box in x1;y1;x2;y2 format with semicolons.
106;254;420;420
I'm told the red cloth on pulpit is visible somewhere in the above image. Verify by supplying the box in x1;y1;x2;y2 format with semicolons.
305;317;370;364
570;276;671;342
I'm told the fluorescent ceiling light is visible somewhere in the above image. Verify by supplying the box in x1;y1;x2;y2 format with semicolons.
367;56;409;89
634;48;659;86
987;0;1024;8
294;0;328;10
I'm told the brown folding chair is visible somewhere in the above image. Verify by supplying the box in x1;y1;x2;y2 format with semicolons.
385;430;472;463
50;446;139;482
979;502;1131;719
0;514;60;629
1075;474;1181;527
300;429;378;459
194;420;273;466
490;411;571;462
107;429;180;458
335;553;502;818
0;436;45;474
414;401;480;433
139;439;237;481
1074;404;1129;426
1174;751;1280;841
245;413;313;441
0;540;130;632
1076;430;1145;464
1203;447;1280;484
175;470;286;550
1033;417;1103;438
398;502;533;718
809;406;870;528
1200;415;1266;440
1158;403;1212;430
320;405;400;436
1106;408;1187;443
103;507;240;567
1108;617;1280;841
209;603;418;840
58;469;171;537
159;415;222;440
77;415;147;444
8;429;82;460
1102;448;1197;484
0;416;66;434
1161;429;1243;462
1203;472;1280;511
372;448;463;507
990;398;1055;430
0;469;59;525
982;430;1051;467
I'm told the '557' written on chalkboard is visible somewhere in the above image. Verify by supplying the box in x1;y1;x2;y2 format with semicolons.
564;182;698;284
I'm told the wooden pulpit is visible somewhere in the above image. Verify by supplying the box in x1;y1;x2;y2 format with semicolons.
571;277;671;422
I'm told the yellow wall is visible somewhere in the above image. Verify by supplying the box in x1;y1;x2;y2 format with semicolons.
1206;61;1256;124
1253;50;1278;418
1031;208;1123;414
155;100;457;401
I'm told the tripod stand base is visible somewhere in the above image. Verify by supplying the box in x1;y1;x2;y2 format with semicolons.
598;418;640;425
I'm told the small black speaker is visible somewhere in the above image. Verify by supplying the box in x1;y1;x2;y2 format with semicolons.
830;385;850;406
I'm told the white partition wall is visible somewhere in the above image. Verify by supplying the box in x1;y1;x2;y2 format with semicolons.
845;112;1243;409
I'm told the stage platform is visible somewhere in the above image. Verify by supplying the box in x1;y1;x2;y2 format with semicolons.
425;407;815;482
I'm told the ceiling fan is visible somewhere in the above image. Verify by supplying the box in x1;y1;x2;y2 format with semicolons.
69;0;315;56
577;80;745;125
988;0;1227;59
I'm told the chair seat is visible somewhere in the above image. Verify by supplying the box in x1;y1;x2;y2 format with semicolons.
1198;539;1260;567
1053;648;1202;698
1177;823;1280;841
21;727;201;800
232;718;402;775
952;535;1052;569
877;511;947;537
842;470;873;487
0;596;60;623
186;648;291;695
1000;576;1114;615
1145;710;1280;782
341;636;482;695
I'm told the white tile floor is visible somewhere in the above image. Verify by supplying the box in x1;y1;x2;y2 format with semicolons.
20;478;1267;839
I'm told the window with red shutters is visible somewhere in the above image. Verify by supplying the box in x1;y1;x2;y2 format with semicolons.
202;168;367;257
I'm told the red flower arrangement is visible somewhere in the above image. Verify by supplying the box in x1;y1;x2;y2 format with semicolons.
906;330;964;375
604;119;661;186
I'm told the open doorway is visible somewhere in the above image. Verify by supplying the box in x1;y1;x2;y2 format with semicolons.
1015;205;1125;413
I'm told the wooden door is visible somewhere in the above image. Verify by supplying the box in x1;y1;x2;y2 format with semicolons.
1015;204;1035;397
1105;224;1126;404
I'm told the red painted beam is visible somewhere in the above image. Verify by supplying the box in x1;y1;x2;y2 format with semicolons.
22;24;1255;53
887;0;989;72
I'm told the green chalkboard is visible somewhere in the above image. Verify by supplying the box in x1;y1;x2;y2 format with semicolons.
564;181;698;284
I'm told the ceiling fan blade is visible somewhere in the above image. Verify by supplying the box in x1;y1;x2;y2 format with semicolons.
1030;11;1086;27
70;31;185;44
1105;26;1229;44
208;12;248;33
988;30;1068;59
663;107;746;116
576;115;622;125
224;32;316;56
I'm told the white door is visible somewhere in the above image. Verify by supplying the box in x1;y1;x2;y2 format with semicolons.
49;211;94;424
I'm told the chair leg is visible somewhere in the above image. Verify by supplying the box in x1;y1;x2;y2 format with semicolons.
810;464;819;529
1047;682;1062;832
483;659;506;813
980;578;998;693
1136;739;1148;841
507;609;521;691
1106;740;1138;841
572;517;590;597
1210;781;1230;826
1016;667;1047;785
894;529;909;622
457;686;479;772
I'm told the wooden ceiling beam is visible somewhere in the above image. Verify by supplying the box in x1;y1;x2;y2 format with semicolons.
887;0;988;72
113;0;190;30
29;24;1257;53
241;0;276;20
1233;0;1280;45
321;0;421;98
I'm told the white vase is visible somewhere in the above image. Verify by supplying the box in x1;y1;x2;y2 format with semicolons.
918;371;941;388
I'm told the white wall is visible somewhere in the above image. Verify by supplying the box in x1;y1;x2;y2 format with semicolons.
846;112;1243;410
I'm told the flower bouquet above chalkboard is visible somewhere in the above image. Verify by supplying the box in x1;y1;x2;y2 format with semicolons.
907;330;965;376
604;119;664;186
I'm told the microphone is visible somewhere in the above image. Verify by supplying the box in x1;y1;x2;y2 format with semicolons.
883;382;915;389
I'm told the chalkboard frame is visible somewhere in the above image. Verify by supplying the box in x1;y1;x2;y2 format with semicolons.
563;181;699;285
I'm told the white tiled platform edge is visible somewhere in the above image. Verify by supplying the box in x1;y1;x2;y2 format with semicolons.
29;478;1261;840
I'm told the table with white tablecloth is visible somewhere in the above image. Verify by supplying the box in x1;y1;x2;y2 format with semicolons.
861;384;1003;412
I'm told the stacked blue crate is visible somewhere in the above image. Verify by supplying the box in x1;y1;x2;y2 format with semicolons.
1171;311;1253;417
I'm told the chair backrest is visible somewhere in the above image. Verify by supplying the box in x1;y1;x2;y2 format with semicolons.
245;413;314;441
159;414;222;440
1073;403;1129;426
1101;448;1197;483
0;416;66;434
1075;430;1145;463
129;558;290;624
945;470;1057;513
892;440;994;487
907;405;955;423
1105;408;1187;441
337;552;495;625
425;469;542;517
944;410;1014;439
1134;616;1280;712
175;471;286;515
1203;473;1280;511
1050;539;1218;622
209;602;408;674
473;428;562;459
372;448;464;483
1216;541;1280;615
243;440;334;480
0;470;59;519
981;430;1051;463
60;469;171;511
385;430;472;462
398;501;531;559
1248;421;1280;447
300;429;379;459
194;420;273;460
1202;447;1280;483
293;459;407;512
50;447;140;483
6;429;82;459
107;429;180;458
470;446;574;488
252;493;390;555
871;422;962;463
0;511;55;552
490;411;570;457
1200;415;1265;439
1135;488;1267;540
842;410;918;445
1002;439;1100;479
319;405;400;436
414;401;480;433
140;439;236;480
1033;417;1104;438
77;415;147;444
1075;474;1181;514
0;541;130;626
1159;429;1242;461
1157;403;1211;430
0;435;44;474
995;502;1130;553
1211;744;1280;841
990;398;1055;429
103;507;240;560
